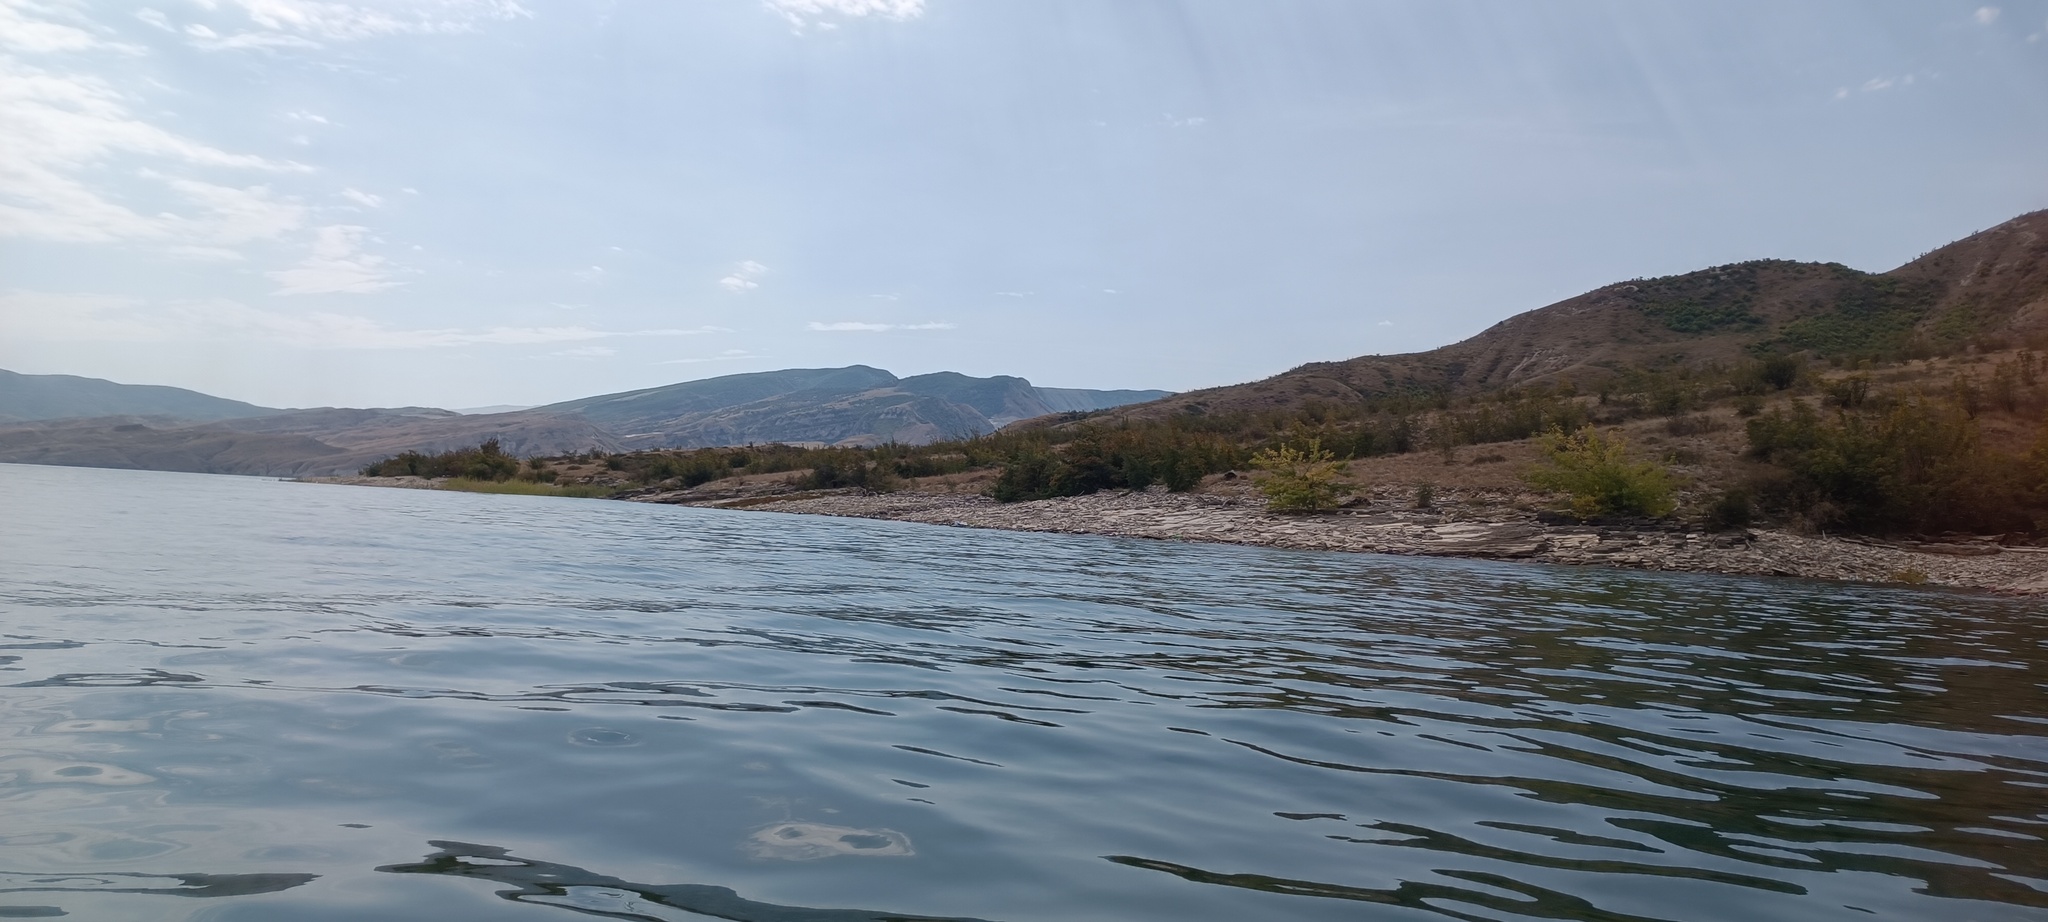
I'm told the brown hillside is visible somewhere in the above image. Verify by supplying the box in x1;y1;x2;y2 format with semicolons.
1888;209;2048;336
1103;209;2048;423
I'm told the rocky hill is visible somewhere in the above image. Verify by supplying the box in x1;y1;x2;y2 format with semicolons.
534;366;1169;449
1105;209;2048;422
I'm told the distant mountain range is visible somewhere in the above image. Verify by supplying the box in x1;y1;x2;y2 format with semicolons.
0;368;275;424
8;208;2043;479
537;366;1167;448
0;366;1171;477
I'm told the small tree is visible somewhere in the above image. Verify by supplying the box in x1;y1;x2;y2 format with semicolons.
1249;439;1349;512
1525;427;1676;519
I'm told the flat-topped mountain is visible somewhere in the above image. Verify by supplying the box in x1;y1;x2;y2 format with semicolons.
1103;209;2048;422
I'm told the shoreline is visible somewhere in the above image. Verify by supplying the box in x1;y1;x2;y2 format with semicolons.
710;490;2048;596
301;477;2048;596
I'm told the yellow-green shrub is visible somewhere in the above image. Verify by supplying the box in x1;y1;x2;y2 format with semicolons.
1524;427;1676;519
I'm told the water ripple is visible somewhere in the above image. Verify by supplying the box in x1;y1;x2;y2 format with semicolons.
0;464;2043;921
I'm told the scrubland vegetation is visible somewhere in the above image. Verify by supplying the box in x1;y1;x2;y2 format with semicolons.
362;337;2048;540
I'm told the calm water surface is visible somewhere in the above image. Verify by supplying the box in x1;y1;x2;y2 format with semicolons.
1;463;2044;921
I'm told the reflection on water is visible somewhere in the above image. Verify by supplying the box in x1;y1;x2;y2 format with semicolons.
379;840;978;922
0;463;2043;921
0;869;315;914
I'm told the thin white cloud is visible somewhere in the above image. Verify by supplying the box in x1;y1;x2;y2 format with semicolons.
658;348;761;365
0;291;162;341
0;0;142;54
339;187;382;208
807;320;955;332
1975;6;2001;25
763;0;924;30
0;290;724;349
184;0;530;50
552;345;615;358
288;109;330;124
809;321;888;332
165;245;246;262
0;48;309;246
994;291;1031;298
574;265;606;283
718;259;767;293
135;8;173;32
159;174;308;241
269;224;398;295
185;28;321;52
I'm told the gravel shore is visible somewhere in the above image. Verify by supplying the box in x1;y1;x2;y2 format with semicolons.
690;489;2048;596
302;476;2048;595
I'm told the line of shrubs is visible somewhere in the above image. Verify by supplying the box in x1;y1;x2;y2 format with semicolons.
356;348;2048;538
1743;397;2048;535
359;438;523;481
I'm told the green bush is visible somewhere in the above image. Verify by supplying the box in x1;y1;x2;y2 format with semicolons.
805;454;896;492
1758;354;1803;392
1524;427;1676;519
986;425;1231;502
989;448;1062;502
1746;399;2038;533
1248;439;1349;512
1706;487;1754;531
358;438;520;481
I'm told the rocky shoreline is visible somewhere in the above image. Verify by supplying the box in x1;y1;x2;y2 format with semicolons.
301;476;2048;595
660;488;2048;596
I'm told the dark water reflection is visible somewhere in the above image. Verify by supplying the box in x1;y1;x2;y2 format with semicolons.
0;463;2043;921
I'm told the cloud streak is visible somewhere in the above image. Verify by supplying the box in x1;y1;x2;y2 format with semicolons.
719;259;767;293
807;320;955;332
180;0;530;50
763;0;925;29
0;13;310;248
269;225;399;295
0;0;142;54
1;290;725;349
658;348;761;365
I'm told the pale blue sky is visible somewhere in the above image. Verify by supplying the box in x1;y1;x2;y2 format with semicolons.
3;0;2046;409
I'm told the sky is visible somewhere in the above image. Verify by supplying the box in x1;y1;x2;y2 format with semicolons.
3;0;2047;410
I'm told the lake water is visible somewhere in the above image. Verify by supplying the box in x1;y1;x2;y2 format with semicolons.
1;463;2044;921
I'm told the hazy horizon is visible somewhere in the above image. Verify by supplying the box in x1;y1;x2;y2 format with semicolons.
4;0;2046;409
